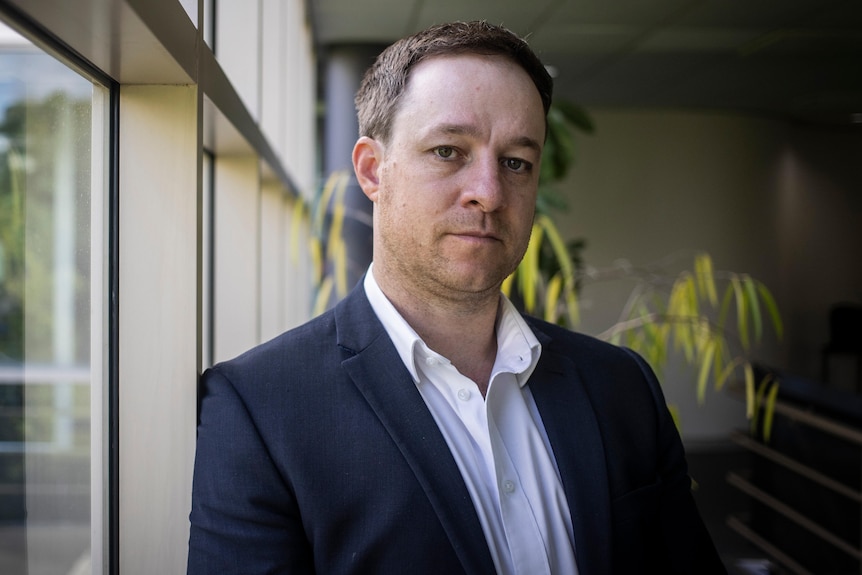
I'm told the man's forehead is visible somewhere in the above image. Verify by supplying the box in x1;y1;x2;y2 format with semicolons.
395;55;546;139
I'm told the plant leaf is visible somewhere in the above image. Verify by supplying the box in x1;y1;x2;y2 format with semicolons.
716;356;743;392
744;362;755;419
756;281;784;340
326;173;348;260
695;253;718;306
314;171;340;234
743;275;763;344
554;100;596;133
519;223;543;312
536;214;579;325
501;273;514;298
565;289;580;327
289;198;306;264
696;339;716;405
763;378;780;443
309;237;323;285
731;275;750;351
545;273;563;323
334;237;348;298
667;403;682;434
312;276;334;317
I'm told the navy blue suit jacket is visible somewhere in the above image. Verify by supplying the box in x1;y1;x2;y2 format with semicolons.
187;284;725;574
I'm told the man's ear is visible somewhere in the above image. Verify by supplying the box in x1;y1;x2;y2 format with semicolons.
352;136;384;202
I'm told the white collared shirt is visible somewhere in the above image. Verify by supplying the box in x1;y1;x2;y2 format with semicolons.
364;266;578;575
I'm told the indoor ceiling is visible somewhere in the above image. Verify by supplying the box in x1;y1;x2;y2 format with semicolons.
309;0;862;129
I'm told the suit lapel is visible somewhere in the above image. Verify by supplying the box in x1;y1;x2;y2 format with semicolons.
528;325;613;575
334;288;496;575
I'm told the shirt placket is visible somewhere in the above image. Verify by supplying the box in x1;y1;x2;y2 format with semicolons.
487;377;551;575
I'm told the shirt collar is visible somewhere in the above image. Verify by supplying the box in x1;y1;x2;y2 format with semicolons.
363;264;542;387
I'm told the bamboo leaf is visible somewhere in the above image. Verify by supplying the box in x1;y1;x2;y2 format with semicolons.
696;339;716;404
743;275;763;344
289;198;306;264
687;274;699;320
763;379;780;443
712;336;726;386
744;362;755;419
314;172;340;234
716;356;744;392
536;214;576;290
334;237;348;298
667;403;682;434
519;224;543;312
668;277;693;360
536;215;580;327
696;253;719;306
546;107;577;180
309;237;323;285
565;289;580;327
731;276;750;351
694;318;711;359
545;273;563;323
641;306;668;372
501;273;514;298
680;278;696;363
554;100;596;133
694;254;706;301
312;276;334;317
641;307;662;368
750;373;770;435
326;174;348;260
756;281;784;340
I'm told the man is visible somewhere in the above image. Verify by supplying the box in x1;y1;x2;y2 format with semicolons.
188;21;726;575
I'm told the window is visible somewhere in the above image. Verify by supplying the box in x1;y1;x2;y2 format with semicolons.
0;19;108;574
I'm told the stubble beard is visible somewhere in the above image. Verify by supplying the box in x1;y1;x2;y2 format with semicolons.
378;221;528;313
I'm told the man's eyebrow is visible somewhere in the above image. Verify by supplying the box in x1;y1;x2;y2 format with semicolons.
511;136;543;154
427;123;542;153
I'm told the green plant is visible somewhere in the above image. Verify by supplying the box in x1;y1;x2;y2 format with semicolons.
289;171;350;317
594;252;782;432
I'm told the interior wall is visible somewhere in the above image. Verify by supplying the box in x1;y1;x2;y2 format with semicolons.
556;108;862;441
775;128;862;390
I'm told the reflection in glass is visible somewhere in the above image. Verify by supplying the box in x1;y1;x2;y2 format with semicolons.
0;20;101;575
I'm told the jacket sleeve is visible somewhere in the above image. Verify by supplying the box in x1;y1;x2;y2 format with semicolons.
187;367;314;574
622;347;728;575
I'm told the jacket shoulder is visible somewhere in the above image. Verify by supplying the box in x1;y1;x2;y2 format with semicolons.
524;314;638;364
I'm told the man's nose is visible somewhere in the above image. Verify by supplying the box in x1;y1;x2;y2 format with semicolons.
462;155;505;212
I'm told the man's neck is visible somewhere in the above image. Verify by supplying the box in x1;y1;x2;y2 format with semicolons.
378;276;501;396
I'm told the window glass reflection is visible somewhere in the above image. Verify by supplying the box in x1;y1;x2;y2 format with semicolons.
0;20;100;575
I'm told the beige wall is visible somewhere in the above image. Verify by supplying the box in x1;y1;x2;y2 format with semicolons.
558;108;862;441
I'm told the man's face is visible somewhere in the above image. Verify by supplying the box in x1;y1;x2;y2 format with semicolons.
357;54;546;305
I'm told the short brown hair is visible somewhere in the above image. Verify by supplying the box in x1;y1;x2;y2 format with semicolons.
355;21;553;143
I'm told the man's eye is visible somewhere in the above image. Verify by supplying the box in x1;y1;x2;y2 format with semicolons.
504;158;530;172
434;146;455;159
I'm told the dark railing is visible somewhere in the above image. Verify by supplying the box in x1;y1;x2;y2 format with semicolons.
728;372;862;575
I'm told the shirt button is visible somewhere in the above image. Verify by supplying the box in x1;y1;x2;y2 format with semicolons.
425;357;437;366
457;389;471;401
502;480;516;493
